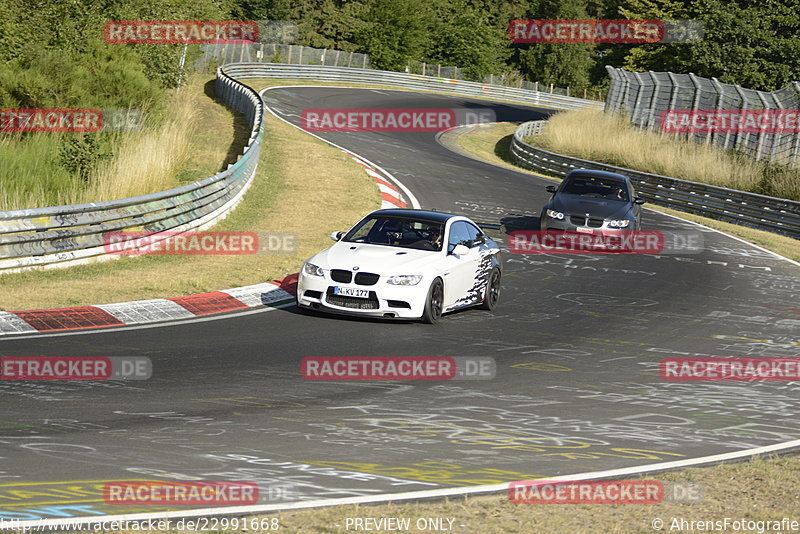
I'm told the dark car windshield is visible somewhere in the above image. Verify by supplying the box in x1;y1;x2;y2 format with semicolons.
342;216;445;251
561;175;629;202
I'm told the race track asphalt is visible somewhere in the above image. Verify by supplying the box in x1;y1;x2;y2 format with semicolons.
1;87;798;521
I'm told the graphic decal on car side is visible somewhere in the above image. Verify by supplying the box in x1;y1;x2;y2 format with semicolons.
450;246;500;310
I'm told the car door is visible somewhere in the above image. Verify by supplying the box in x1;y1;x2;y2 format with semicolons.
441;221;482;309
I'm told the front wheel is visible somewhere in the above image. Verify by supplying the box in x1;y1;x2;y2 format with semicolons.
479;267;501;311
421;278;444;324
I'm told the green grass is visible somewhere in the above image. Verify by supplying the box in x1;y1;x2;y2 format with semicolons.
0;132;85;209
0;75;378;310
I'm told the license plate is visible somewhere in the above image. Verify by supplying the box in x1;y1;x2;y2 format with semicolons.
576;227;594;234
334;286;370;298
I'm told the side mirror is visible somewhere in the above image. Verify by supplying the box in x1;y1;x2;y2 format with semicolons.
545;185;557;193
451;244;470;256
634;197;646;205
330;231;344;241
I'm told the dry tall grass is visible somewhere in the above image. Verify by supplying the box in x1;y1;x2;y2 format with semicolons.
78;91;200;203
0;90;201;212
530;107;799;200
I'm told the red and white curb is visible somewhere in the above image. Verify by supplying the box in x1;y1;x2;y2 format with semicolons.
0;155;408;336
0;275;297;335
344;150;408;208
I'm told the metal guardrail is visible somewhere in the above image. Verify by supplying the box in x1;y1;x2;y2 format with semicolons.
0;62;597;274
606;66;800;167
221;63;600;110
510;121;800;239
0;68;264;273
17;62;791;273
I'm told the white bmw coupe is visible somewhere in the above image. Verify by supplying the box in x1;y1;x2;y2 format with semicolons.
297;209;502;323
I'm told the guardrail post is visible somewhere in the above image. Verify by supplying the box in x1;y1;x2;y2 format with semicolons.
791;82;800;167
663;72;676;140
632;72;646;126
647;71;660;131
755;91;770;162
688;73;705;146
733;84;748;154
710;78;729;149
604;65;625;113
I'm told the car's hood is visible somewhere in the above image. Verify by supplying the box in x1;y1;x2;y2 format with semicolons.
310;242;439;273
552;194;630;219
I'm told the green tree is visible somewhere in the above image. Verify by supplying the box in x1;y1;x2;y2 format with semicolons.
516;0;595;91
612;0;800;91
354;0;433;71
233;0;365;52
428;0;514;80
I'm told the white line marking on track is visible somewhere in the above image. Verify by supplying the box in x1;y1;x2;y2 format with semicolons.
9;438;800;529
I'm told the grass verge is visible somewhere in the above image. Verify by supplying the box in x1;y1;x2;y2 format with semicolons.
0;76;378;310
454;122;800;263
105;453;799;534
0;89;188;211
247;454;800;533
527;107;800;201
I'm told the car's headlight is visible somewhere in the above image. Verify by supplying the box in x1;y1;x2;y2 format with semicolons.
303;262;324;277
546;209;565;220
387;274;423;286
607;219;631;228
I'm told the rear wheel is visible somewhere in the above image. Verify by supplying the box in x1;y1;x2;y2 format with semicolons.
421;278;444;324
479;267;501;310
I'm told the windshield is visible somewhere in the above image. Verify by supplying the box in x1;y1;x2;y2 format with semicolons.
343;216;445;251
561;176;630;202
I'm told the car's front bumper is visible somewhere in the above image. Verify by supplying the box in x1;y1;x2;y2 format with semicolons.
297;271;429;319
542;217;631;234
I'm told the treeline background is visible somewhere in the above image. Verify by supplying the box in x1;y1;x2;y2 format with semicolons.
0;0;797;208
2;0;799;109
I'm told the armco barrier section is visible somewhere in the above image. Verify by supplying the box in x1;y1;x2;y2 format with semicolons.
0;63;598;273
606;66;800;167
220;63;599;110
510;121;800;239
0;68;264;273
